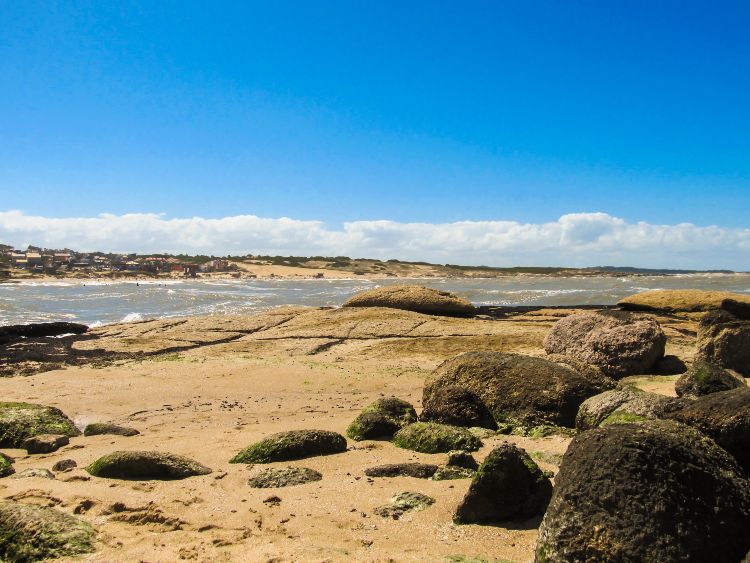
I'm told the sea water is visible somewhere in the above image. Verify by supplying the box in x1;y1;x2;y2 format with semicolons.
1;274;749;326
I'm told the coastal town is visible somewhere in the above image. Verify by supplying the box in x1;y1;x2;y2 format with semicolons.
0;244;236;279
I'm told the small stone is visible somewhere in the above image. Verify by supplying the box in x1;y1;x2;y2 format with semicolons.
374;492;435;519
364;463;438;479
248;467;322;488
12;468;55;480
83;423;140;437
22;434;69;454
52;459;77;472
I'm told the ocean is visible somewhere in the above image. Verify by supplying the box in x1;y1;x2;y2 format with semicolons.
2;274;749;326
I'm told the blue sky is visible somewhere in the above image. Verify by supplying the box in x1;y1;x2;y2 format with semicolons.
1;1;750;267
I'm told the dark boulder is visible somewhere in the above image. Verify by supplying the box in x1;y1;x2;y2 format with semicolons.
230;429;347;463
346;397;417;441
454;444;552;524
420;385;497;429
447;450;478;470
86;450;212;480
535;420;750;562
665;387;750;474
544;311;666;378
0;402;80;448
0;322;88;345
52;459;77;472
696;311;750;376
424;352;604;429
675;360;746;397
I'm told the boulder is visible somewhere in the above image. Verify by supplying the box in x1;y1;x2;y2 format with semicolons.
535;420;750;562
575;386;681;430
230;429;347;464
0;402;80;448
22;434;70;454
393;422;482;453
0;453;14;478
652;355;688;375
664;387;750;474
618;289;750;313
675;360;746;397
420;386;497;429
544;311;666;378
696;311;750;376
346;398;417;441
424;352;604;429
720;298;750;320
342;284;476;317
454;444;552;524
373;492;435;519
247;467;322;488
0;501;95;561
86;451;212;480
364;463;438;479
84;422;140;437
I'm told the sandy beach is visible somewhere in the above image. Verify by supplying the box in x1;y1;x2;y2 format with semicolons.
0;301;702;562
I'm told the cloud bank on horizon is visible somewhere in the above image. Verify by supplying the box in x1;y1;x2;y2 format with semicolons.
1;210;748;270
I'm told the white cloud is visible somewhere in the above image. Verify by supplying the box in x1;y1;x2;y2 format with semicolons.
1;209;748;270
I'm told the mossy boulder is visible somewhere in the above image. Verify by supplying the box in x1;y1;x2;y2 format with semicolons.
425;352;604;429
343;284;475;317
393;422;482;453
0;501;95;561
86;450;212;480
247;467;322;488
454;444;552;524
84;423;140;437
373;491;435;519
575;386;681;430
364;463;438;479
230;429;347;464
665;387;750;474
675;360;746;397
544;311;666;378
696;311;750;376
0;453;14;478
0;402;80;448
420;386;497;429
535;420;750;562
346;398;417;441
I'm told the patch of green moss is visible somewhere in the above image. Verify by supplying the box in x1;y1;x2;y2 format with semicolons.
230;430;347;464
0;402;80;448
601;411;649;426
393;422;482;453
345;397;417;441
0;454;13;478
0;501;95;561
432;466;475;481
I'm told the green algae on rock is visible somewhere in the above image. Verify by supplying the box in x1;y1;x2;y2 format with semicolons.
346;397;417;441
0;501;95;561
393;422;482;454
0;453;14;478
86;450;212;480
248;466;322;488
433;466;476;481
675;360;746;398
230;429;347;464
0;402;80;448
364;463;438;479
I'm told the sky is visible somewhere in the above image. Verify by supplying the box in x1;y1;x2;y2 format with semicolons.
1;1;749;268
